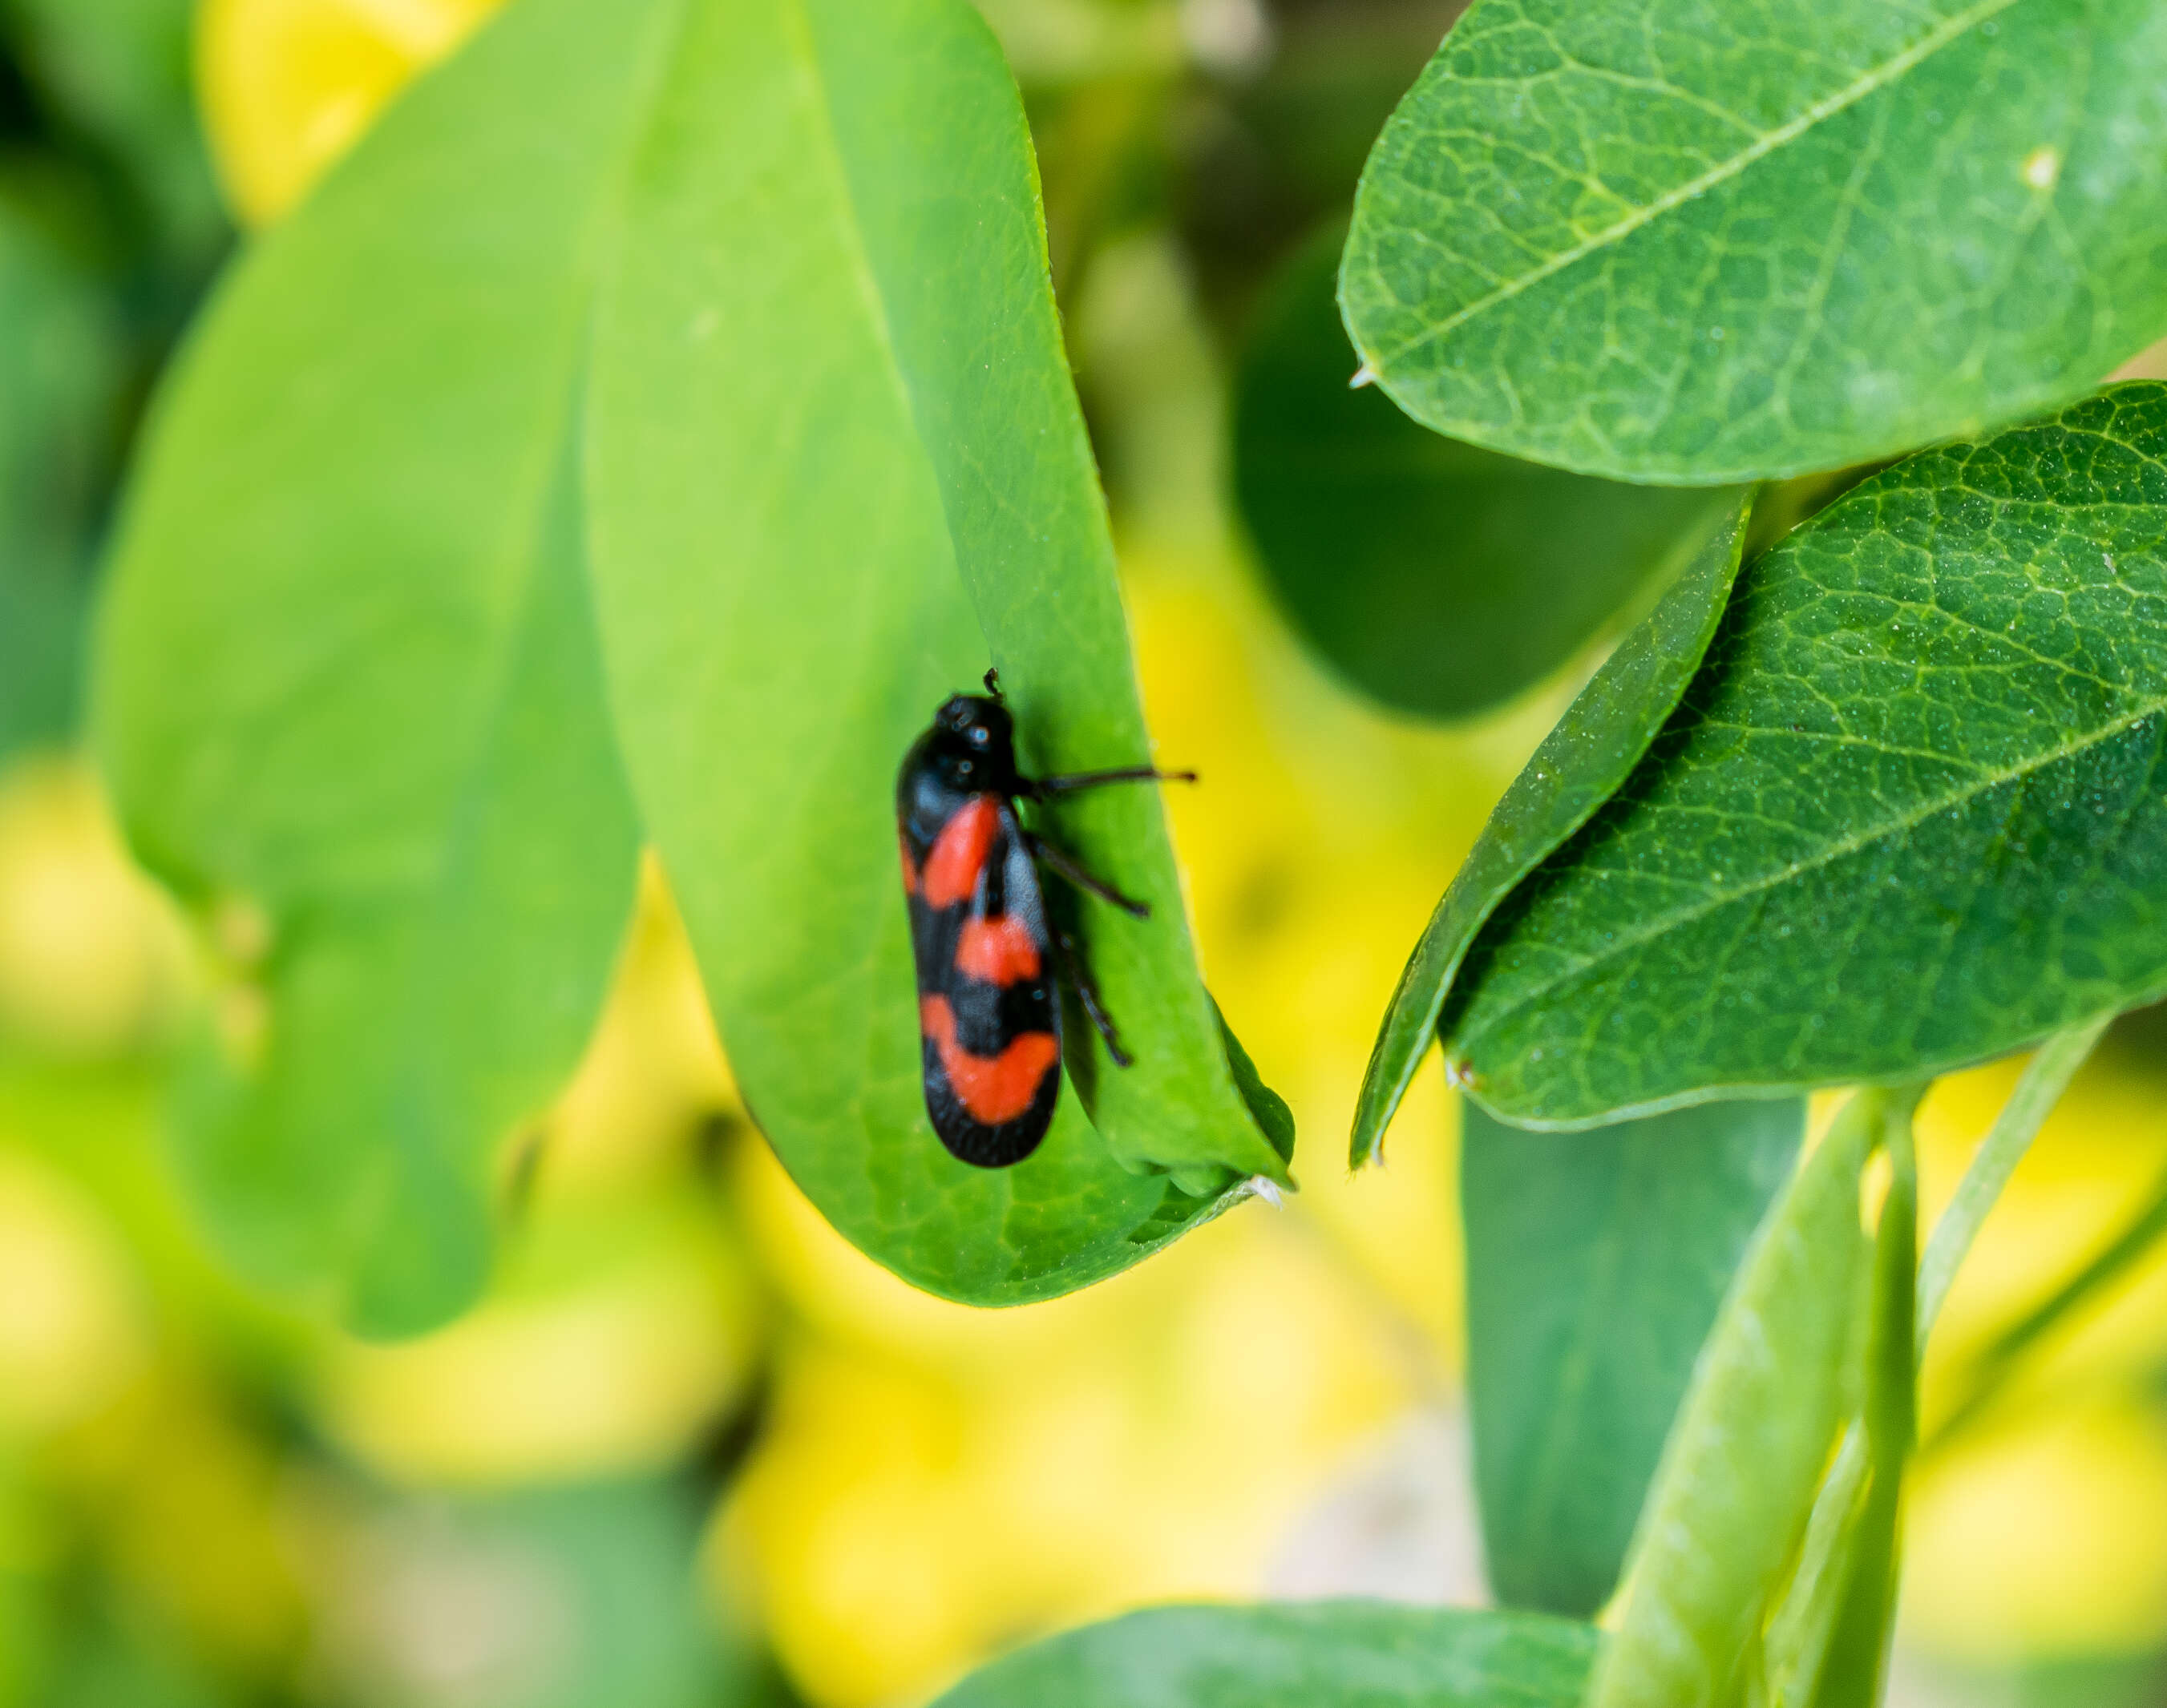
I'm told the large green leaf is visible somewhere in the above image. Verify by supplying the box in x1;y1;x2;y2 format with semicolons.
1588;1089;1879;1708
1351;496;1746;1164
1342;0;2167;484
585;0;1292;1304
98;0;1287;1325
1235;225;1738;721
1442;385;2167;1125
1462;1095;1801;1618
930;1604;1599;1708
94;0;657;1334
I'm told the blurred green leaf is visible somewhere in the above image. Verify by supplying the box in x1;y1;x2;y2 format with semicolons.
1235;225;1738;720
1588;1089;1878;1708
346;1481;758;1708
1462;1094;1801;1618
586;0;1292;1302
3;0;224;266
930;1603;1599;1708
0;192;122;761
1352;495;1746;1162
1442;386;2167;1125
1341;0;2167;483
94;0;653;1335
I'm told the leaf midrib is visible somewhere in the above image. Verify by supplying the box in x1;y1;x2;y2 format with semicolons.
1362;0;2019;370
1460;681;2167;1044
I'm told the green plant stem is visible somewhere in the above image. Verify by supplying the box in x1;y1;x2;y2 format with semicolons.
1914;1015;2112;1357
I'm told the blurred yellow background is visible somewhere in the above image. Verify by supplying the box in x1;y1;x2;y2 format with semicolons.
6;3;2167;1706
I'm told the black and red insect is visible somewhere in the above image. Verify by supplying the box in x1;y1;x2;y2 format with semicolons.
896;672;1190;1168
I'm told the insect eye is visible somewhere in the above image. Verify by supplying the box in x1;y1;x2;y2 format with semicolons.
956;759;975;777
968;726;990;747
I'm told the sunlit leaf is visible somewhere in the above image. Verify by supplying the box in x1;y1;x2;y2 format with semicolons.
1443;386;2167;1125
1462;1095;1801;1617
931;1603;1599;1708
1236;226;1736;720
1343;0;2167;483
1351;497;1746;1162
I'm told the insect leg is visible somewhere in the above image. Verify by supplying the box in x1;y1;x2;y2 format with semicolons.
1051;924;1133;1068
1024;830;1150;919
1026;765;1198;797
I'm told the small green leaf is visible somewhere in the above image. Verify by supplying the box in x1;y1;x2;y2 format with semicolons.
929;1603;1599;1708
94;0;657;1332
1236;224;1739;720
1343;0;2167;483
1444;386;2167;1125
585;0;1291;1304
1589;1089;1880;1708
1462;1095;1801;1618
1351;496;1746;1164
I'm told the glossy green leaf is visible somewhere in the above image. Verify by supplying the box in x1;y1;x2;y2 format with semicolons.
1342;0;2167;484
1462;1095;1802;1617
585;0;1291;1305
1589;1089;1879;1708
1351;496;1747;1164
1444;386;2167;1125
94;0;652;1334
931;1603;1599;1708
1235;225;1739;720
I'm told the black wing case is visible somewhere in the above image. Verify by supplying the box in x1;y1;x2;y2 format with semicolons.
899;790;1062;1167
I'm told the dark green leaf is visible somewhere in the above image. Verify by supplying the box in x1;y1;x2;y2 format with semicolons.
930;1603;1599;1708
0;193;122;761
1444;385;2167;1125
1462;1095;1802;1617
1589;1089;1878;1708
1351;496;1746;1163
1236;224;1738;720
585;0;1292;1303
6;0;226;264
94;0;653;1334
1342;0;2167;483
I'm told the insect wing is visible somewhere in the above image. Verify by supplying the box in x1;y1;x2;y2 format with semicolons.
900;793;1062;1167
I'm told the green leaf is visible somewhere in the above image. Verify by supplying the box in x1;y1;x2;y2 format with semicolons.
1350;495;1747;1164
5;0;226;265
99;0;1287;1323
1443;385;2167;1125
1589;1089;1880;1708
1462;1095;1802;1618
1235;224;1740;720
929;1603;1599;1708
93;0;653;1334
1341;0;2167;484
584;0;1292;1302
1761;1090;1922;1708
0;193;123;761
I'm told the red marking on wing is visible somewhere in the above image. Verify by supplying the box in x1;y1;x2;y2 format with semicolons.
955;915;1042;986
899;829;920;898
921;795;1001;909
920;995;1059;1125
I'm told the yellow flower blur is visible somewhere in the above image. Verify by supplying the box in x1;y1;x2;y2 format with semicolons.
197;0;507;225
